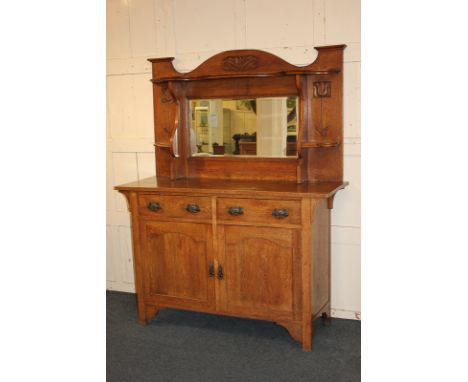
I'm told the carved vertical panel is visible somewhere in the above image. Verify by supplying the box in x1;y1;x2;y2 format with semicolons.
153;81;181;179
154;82;178;144
308;74;343;182
313;81;332;137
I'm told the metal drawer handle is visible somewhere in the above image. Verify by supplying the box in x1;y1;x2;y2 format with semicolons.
186;204;201;214
217;265;224;280
208;263;215;278
147;202;161;212
228;207;244;216
272;208;289;219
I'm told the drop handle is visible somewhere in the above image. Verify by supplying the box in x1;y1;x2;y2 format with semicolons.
217;265;224;280
272;208;289;219
147;202;161;212
208;263;215;278
228;207;244;216
186;204;201;214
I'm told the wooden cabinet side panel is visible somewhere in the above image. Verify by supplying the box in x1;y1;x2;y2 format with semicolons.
300;198;313;351
121;191;147;324
311;199;331;316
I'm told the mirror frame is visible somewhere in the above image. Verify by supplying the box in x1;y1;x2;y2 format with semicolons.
148;45;346;183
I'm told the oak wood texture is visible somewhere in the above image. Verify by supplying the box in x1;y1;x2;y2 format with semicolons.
138;194;212;220
148;45;346;183
117;178;346;351
140;220;215;310
217;197;301;225
114;45;348;352
127;192;147;325
148;46;344;82
116;177;348;199
311;199;332;319
188;156;301;182
218;225;297;319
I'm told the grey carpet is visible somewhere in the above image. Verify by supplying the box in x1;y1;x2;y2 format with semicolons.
107;291;360;382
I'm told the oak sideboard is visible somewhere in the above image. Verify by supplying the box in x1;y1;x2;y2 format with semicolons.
116;45;348;351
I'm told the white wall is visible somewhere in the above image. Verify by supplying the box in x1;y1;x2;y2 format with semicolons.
107;0;361;320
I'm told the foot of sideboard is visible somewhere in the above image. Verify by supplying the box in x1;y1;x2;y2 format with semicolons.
321;312;332;327
276;321;302;343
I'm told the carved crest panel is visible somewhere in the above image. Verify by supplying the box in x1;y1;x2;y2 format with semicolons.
222;55;259;71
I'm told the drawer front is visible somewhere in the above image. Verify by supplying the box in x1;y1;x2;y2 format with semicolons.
217;198;301;225
138;194;212;220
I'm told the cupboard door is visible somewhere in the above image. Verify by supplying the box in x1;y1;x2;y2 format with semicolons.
219;225;299;319
140;221;215;309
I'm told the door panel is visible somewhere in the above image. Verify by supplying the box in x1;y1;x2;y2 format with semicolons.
140;221;214;308
220;225;299;318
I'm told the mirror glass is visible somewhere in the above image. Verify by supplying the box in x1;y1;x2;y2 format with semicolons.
189;97;298;158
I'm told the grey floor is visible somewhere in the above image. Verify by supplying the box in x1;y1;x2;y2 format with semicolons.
107;291;360;382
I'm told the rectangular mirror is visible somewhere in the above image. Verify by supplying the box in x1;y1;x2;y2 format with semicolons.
189;97;298;158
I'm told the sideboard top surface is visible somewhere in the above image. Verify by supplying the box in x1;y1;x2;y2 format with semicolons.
115;177;348;198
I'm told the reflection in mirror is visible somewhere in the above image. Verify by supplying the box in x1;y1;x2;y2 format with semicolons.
189;97;298;158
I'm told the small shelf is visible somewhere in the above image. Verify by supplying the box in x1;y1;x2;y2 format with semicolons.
150;70;340;84
302;140;341;148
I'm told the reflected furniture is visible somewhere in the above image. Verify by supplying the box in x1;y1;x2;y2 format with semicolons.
116;45;348;351
239;141;256;155
190;97;297;157
239;141;298;156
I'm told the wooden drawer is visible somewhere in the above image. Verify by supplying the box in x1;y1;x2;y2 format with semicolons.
138;194;212;220
217;198;301;225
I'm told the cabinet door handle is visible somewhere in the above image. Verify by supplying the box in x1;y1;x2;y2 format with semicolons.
272;208;289;219
186;204;201;214
208;263;215;278
147;202;161;212
217;265;224;280
228;207;244;216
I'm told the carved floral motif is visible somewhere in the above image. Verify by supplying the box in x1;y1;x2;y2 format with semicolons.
222;55;259;71
315;124;329;136
160;83;176;103
313;81;331;98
